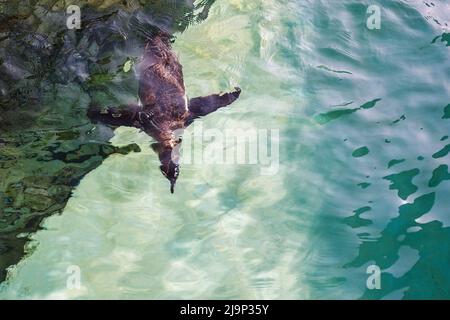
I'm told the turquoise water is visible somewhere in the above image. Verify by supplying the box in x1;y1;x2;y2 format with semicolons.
1;0;450;299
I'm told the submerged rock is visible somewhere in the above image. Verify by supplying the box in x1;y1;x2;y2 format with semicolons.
0;0;216;282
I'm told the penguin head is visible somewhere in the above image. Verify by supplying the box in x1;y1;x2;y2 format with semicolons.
152;142;180;194
160;160;179;194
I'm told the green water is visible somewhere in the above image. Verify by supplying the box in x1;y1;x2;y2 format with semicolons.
1;0;450;299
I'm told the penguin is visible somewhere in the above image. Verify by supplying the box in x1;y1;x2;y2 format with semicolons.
88;31;241;193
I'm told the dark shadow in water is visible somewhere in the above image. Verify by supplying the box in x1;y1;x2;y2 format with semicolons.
314;98;381;125
343;206;372;229
428;165;450;188
432;144;450;158
432;33;450;47
0;0;216;283
345;105;450;298
383;168;420;200
322;97;450;299
347;192;450;299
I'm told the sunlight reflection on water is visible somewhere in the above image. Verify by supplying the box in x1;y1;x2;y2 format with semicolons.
1;0;450;299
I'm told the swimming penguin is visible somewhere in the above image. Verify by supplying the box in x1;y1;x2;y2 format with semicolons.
88;31;241;193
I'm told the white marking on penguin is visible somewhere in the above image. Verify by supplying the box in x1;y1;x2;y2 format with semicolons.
184;95;188;112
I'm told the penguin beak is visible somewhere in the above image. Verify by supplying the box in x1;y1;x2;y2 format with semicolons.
170;179;176;194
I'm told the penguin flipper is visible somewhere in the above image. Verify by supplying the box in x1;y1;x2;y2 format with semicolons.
87;104;142;128
187;87;241;119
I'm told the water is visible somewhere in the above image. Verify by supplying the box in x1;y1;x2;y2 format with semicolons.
0;0;450;299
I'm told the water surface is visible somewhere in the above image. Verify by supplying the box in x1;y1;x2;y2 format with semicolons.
1;0;450;299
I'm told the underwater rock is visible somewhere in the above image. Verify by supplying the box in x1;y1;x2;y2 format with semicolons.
0;0;217;283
